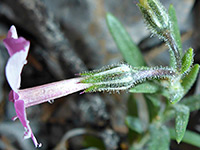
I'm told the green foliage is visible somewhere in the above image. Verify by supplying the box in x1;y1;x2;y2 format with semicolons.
148;124;170;150
181;48;193;74
101;0;199;149
106;13;145;67
182;64;199;94
127;94;138;117
174;105;190;143
168;4;182;56
170;128;200;148
129;82;159;94
126;116;144;134
181;94;200;112
144;94;161;122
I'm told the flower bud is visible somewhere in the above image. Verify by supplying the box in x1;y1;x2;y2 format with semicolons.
138;0;170;37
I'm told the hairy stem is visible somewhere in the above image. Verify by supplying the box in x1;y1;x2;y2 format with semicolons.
163;30;182;72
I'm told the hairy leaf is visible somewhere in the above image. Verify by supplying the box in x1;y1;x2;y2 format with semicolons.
181;48;193;74
170;128;200;148
175;105;190;143
129;82;159;94
182;64;199;94
148;124;170;150
168;4;182;56
106;13;145;67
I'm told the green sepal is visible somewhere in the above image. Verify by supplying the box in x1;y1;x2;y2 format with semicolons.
181;48;193;74
147;0;169;29
174;104;190;143
106;13;145;67
137;4;161;35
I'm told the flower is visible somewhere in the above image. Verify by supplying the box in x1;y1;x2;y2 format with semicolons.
3;25;91;147
3;25;179;148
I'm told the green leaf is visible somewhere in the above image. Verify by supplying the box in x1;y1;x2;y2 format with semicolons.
127;95;141;142
106;13;145;67
174;104;190;143
148;124;170;150
163;94;200;123
127;94;138;117
144;94;161;122
129;81;159;94
182;64;199;94
170;128;200;148
126;116;144;134
181;48;193;74
181;94;200;112
168;4;182;57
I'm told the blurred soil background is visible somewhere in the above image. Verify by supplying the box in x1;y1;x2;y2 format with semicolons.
0;0;199;149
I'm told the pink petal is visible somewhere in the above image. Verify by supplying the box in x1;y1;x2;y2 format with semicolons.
7;25;18;39
14;100;42;148
5;48;29;92
3;26;30;91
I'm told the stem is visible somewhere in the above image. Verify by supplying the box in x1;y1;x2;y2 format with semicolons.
134;67;177;82
163;31;182;72
18;78;91;108
131;133;150;149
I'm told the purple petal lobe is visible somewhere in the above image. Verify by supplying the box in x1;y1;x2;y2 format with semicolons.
3;37;30;57
14;100;41;147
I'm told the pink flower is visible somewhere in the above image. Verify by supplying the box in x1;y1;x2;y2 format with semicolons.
3;25;91;148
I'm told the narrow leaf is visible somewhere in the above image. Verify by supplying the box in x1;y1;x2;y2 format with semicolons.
181;48;193;74
129;82;159;94
127;95;140;142
182;64;199;94
148;124;170;150
168;4;182;56
125;116;144;134
181;94;200;112
144;94;161;122
170;128;200;148
175;104;190;143
127;94;138;117
106;13;145;67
